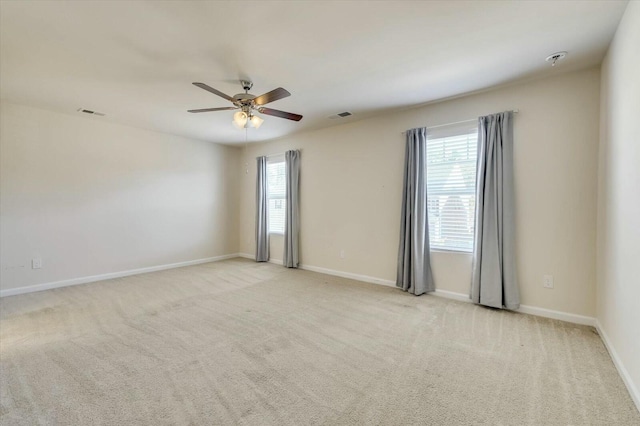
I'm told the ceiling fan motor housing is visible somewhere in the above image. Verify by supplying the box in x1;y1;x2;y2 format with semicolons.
234;93;256;102
233;93;257;113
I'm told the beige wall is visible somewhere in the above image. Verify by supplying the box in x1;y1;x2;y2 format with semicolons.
0;69;605;319
597;1;640;406
0;102;240;292
239;67;601;317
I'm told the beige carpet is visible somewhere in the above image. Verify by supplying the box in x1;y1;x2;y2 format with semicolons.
1;258;638;425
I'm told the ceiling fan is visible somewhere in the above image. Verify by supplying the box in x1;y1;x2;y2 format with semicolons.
188;80;303;128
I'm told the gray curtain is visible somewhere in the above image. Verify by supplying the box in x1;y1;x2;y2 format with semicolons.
396;128;435;295
255;156;269;262
471;111;519;309
283;150;300;268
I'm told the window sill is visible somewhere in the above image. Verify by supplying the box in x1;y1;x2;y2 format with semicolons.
269;231;284;236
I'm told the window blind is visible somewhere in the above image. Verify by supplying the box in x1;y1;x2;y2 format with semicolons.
426;122;478;252
266;160;286;233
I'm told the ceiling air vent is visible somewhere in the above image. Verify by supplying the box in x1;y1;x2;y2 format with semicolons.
77;108;105;116
329;111;353;119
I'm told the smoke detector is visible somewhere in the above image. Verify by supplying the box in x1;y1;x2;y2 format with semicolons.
545;51;567;67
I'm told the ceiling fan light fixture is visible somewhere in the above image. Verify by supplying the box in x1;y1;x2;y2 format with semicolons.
250;114;264;129
233;111;248;128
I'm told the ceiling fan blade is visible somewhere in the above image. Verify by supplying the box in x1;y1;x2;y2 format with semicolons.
253;88;291;106
192;82;235;102
259;107;303;121
188;107;238;113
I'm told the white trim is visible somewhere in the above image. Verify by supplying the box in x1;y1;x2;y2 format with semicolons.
430;288;596;326
517;304;596;326
596;320;640;413
429;289;596;326
240;253;396;287
0;254;239;298
239;254;597;327
300;264;396;288
238;252;284;266
9;251;595;326
433;288;471;303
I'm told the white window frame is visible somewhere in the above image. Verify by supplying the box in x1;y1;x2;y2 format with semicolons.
426;122;478;253
266;156;286;235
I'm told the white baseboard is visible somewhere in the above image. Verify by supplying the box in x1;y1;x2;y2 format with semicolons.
300;264;396;288
237;252;284;265
517;304;596;326
432;289;596;326
6;251;596;326
239;253;397;288
433;288;471;303
239;254;597;327
596;321;640;413
0;254;239;298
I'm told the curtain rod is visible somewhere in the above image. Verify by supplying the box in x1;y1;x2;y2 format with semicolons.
263;149;302;158
401;110;519;134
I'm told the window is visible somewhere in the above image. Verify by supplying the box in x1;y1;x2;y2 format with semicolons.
426;123;478;252
267;159;286;234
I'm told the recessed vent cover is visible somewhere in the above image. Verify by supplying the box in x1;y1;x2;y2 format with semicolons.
329;111;353;119
77;108;105;116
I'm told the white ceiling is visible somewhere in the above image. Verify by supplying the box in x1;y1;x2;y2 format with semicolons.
0;1;628;145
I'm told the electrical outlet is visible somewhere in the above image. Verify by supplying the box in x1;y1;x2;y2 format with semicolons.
340;249;345;259
543;274;554;289
32;258;42;269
